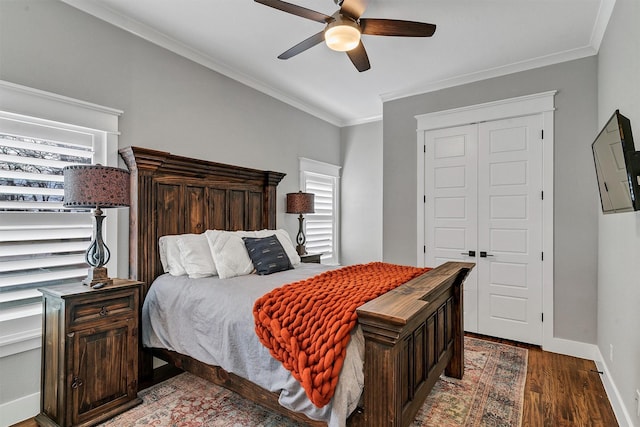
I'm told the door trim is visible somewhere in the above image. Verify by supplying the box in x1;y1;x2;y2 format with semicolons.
415;90;556;349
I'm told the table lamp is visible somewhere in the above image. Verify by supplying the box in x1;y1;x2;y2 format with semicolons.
63;164;130;288
286;191;315;255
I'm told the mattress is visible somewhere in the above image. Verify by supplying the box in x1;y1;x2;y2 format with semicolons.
141;263;364;427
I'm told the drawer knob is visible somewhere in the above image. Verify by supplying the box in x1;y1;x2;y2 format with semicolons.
99;306;109;316
71;376;84;389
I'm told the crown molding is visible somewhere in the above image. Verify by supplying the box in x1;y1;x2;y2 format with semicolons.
381;0;616;104
342;114;382;127
381;45;597;104
60;0;344;127
590;0;617;51
61;0;616;128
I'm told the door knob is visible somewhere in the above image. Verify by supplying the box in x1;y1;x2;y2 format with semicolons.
460;250;476;257
479;251;494;258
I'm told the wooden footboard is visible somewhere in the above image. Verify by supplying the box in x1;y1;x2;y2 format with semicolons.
150;261;473;427
355;261;473;427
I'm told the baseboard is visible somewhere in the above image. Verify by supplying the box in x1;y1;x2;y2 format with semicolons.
594;349;635;427
0;392;39;427
542;335;600;360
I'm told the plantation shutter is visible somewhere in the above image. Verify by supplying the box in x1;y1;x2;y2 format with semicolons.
0;124;95;307
299;158;341;265
302;167;340;265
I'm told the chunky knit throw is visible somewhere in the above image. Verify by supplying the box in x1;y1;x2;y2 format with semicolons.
253;262;430;408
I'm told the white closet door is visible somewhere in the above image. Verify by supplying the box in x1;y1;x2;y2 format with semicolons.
424;114;544;344
424;124;479;332
477;115;543;345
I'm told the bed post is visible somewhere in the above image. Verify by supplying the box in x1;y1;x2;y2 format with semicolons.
445;267;465;379
264;171;281;229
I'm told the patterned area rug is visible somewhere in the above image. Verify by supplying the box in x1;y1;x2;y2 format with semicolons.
411;337;528;426
100;337;527;427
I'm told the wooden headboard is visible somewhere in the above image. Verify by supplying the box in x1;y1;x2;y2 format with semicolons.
119;146;286;297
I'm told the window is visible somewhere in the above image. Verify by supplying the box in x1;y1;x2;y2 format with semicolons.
0;130;95;306
299;158;341;265
0;80;121;318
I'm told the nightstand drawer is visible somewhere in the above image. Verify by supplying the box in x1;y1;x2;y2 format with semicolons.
69;290;136;327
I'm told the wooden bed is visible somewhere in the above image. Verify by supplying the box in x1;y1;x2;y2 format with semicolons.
119;146;474;427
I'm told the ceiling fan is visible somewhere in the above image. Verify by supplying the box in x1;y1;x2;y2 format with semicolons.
255;0;436;72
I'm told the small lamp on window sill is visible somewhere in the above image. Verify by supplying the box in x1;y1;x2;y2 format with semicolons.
286;191;315;256
63;165;130;289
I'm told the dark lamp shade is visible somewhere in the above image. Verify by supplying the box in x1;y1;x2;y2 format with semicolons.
286;192;315;214
63;165;130;208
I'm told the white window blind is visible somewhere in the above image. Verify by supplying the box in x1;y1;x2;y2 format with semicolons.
0;81;121;362
304;173;335;259
300;158;341;265
0;131;94;307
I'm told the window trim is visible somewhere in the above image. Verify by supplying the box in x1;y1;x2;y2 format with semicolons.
0;80;123;356
299;157;341;265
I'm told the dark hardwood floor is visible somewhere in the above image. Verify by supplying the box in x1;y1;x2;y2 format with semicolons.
15;335;618;427
466;333;618;427
523;345;618;426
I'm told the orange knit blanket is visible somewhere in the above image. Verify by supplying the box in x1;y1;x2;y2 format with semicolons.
253;262;430;408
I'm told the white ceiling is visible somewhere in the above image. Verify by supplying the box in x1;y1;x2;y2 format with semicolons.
62;0;614;127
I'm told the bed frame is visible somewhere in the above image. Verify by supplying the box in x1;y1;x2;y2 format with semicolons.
120;146;474;427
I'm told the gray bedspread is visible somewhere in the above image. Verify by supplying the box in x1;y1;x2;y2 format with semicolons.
142;263;364;427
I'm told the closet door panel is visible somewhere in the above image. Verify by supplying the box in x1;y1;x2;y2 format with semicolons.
477;115;543;345
425;124;479;332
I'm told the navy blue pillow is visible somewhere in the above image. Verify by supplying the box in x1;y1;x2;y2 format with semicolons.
242;235;293;275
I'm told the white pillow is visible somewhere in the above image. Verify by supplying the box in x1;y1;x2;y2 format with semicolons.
158;237;170;272
205;230;255;279
159;234;195;276
255;229;301;265
177;233;217;279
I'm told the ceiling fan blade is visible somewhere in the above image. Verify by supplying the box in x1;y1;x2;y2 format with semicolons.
254;0;333;23
346;41;370;72
278;31;325;59
339;0;367;19
360;18;436;37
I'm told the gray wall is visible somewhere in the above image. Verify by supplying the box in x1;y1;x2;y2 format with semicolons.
382;57;599;344
0;0;343;277
341;121;383;265
0;0;341;422
0;0;341;226
596;0;640;422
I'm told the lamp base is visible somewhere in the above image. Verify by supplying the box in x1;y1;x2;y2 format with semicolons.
295;214;308;256
82;267;113;289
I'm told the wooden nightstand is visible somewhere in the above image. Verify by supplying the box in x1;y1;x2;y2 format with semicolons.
300;253;322;263
36;279;143;427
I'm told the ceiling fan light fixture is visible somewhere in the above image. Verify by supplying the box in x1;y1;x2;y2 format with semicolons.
255;0;436;71
325;19;361;51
